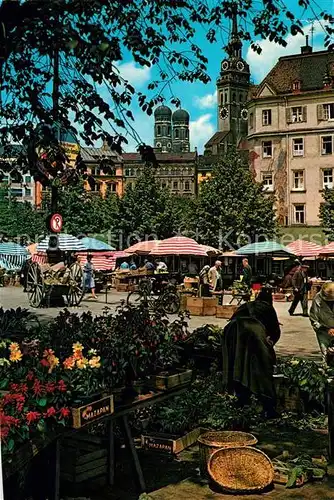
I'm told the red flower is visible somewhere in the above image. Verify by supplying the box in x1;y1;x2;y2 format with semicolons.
16;402;24;412
26;411;41;425
45;382;56;394
0;414;20;427
0;426;9;440
44;406;56;418
26;371;35;381
40;359;49;368
32;379;44;396
57;380;67;392
9;383;20;392
59;407;71;419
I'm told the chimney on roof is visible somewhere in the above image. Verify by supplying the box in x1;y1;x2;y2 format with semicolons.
301;35;312;55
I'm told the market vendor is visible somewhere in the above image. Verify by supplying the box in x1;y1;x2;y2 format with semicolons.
310;282;334;363
208;260;223;292
120;260;130;270
155;259;168;272
144;259;155;271
222;287;281;418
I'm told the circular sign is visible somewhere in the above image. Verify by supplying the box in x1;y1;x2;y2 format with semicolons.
50;213;63;233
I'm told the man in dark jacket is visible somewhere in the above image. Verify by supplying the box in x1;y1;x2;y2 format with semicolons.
242;258;252;288
288;264;309;317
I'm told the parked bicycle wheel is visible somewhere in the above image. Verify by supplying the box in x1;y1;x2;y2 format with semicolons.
160;292;180;314
127;291;144;307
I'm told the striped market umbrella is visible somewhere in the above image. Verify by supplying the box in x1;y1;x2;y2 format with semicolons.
199;244;220;256
0;242;27;256
286;240;323;257
319;242;334;255
37;234;85;252
77;250;130;271
235;241;295;257
125;240;161;255
149;236;208;256
80;237;116;252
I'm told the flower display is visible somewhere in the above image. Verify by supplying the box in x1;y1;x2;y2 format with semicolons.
9;342;23;363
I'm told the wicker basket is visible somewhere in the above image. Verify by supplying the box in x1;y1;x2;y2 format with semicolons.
208;446;274;493
197;431;258;478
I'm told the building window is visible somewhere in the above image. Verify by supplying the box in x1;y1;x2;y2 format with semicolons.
110;183;117;192
323;103;334;120
173;181;178;190
292;138;304;156
291;106;303;123
184;180;190;191
262;109;272;126
262;141;273;158
294;204;305;224
175;129;179;139
323;169;333;189
322;136;333;155
167;126;171;136
293;170;304;190
232;93;236;102
292;80;301;91
124;169;130;176
249;112;254;129
262;172;273;191
25;188;32;197
224;90;228;104
11;188;23;197
157;125;161;136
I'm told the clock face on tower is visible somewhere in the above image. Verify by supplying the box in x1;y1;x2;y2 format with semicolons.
220;107;229;120
236;60;245;71
221;60;229;71
241;108;248;120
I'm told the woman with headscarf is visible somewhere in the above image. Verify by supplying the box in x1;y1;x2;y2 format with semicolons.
221;287;281;417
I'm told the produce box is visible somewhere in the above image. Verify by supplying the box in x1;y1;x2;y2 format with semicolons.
60;433;108;484
216;304;238;319
202;297;217;316
141;427;207;455
186;297;217;316
71;395;114;429
116;283;129;292
146;368;193;390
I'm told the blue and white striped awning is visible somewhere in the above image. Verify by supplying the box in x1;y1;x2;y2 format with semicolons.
0;255;26;271
37;234;86;252
0;242;27;256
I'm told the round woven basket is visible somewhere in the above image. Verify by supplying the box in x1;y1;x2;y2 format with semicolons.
208;446;274;493
197;431;258;478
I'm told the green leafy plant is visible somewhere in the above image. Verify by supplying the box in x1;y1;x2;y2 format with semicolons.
0;307;40;341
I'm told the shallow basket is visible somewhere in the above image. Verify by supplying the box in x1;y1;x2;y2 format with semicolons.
208;446;274;493
197;431;258;478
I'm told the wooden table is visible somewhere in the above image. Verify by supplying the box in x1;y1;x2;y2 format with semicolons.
3;384;190;499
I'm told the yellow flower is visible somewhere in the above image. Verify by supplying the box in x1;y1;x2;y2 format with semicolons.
9;349;23;362
76;357;89;369
47;354;59;373
88;356;101;369
9;342;20;353
72;342;84;353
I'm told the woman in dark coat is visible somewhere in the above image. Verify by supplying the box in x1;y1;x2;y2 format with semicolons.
222;287;281;417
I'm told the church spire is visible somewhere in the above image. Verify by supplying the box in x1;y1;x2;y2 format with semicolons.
227;5;242;59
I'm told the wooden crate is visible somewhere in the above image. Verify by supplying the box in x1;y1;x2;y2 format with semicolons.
216;304;238;319
71;395;114;429
141;427;207;455
116;283;129;292
146;369;193;390
60;433;108;484
202;297;217;316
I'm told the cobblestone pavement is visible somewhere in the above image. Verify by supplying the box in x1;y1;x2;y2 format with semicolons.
0;286;321;360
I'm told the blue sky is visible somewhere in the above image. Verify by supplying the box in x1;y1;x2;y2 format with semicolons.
96;2;334;153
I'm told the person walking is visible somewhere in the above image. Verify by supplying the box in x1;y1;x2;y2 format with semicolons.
84;254;97;299
242;258;252;288
288;264;309;316
208;260;223;292
310;282;334;364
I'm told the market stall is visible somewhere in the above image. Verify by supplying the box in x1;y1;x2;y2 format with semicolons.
0;242;28;286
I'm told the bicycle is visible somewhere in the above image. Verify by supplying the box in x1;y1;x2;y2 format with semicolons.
127;281;180;314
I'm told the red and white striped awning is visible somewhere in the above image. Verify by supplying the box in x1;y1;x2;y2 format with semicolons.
287;240;323;257
31;253;48;264
319;242;334;255
125;240;161;255
77;251;130;271
149;236;208;256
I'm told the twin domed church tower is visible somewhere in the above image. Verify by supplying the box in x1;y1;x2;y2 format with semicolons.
154;106;190;153
153;11;250;156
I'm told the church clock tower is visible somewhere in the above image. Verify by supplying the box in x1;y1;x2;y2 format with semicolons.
217;10;250;145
